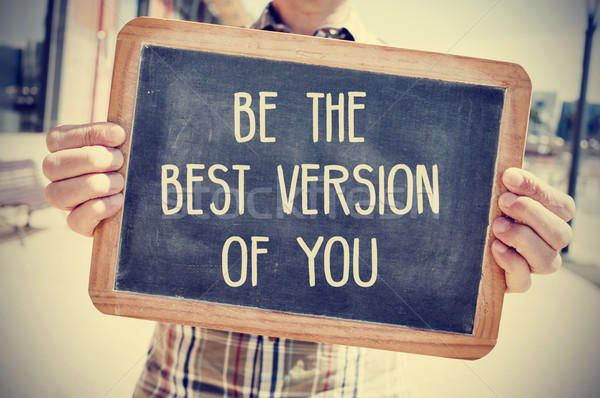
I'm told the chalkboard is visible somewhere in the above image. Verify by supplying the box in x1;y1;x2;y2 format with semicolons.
90;18;531;359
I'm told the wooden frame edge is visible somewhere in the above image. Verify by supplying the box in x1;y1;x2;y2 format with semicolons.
89;288;496;360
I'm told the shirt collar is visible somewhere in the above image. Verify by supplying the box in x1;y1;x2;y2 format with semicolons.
251;2;384;45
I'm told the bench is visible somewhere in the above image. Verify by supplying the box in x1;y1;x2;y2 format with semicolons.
0;159;49;244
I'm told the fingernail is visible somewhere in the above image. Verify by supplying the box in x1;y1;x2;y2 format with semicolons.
493;217;511;233
109;148;125;169
108;172;125;194
503;168;523;188
492;239;508;253
499;192;518;208
107;124;126;146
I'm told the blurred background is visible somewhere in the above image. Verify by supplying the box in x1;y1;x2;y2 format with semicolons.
0;0;598;397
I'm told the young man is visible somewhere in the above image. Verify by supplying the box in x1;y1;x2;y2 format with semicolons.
42;1;575;396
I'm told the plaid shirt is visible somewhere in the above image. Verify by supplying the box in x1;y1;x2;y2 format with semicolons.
134;324;408;397
134;4;404;397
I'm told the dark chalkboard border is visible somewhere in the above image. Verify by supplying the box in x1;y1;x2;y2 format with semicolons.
89;17;531;359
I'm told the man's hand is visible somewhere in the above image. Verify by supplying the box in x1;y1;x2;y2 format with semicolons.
492;167;576;293
43;122;126;237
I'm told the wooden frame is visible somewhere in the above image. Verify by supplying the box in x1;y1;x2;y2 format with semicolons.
90;17;531;360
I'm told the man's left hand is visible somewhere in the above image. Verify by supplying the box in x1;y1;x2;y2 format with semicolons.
491;167;576;293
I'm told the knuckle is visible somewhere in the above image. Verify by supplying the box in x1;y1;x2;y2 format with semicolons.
46;126;62;152
87;146;113;170
93;194;123;219
87;174;110;195
66;210;94;237
560;195;576;221
520;278;532;293
535;251;562;274
42;154;59;181
44;183;58;207
81;124;105;148
104;197;119;215
44;181;75;211
79;125;93;147
554;226;573;250
549;251;563;272
110;172;125;195
525;177;552;204
67;195;122;237
520;175;575;222
106;193;124;215
508;222;527;244
513;196;535;223
106;123;126;146
81;127;93;148
493;218;518;246
567;195;576;216
509;277;532;294
519;173;536;194
115;172;125;188
113;148;124;168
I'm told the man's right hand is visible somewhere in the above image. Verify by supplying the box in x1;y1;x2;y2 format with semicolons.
43;122;126;237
